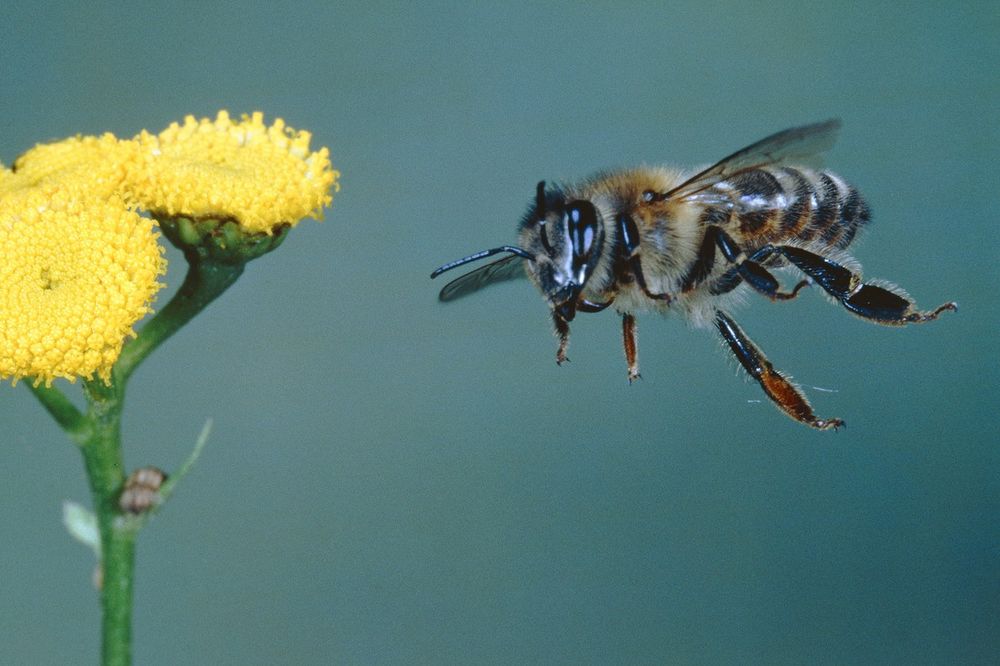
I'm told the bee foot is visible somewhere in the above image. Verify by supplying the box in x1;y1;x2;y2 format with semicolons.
772;279;811;300
814;418;846;431
898;301;956;323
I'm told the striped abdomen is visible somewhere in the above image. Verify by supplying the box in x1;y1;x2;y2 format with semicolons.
714;166;871;251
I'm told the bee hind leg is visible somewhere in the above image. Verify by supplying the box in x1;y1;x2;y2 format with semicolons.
715;310;844;431
622;313;640;383
763;245;957;325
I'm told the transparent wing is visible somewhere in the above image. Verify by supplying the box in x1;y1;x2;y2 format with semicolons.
663;119;842;201
438;254;527;302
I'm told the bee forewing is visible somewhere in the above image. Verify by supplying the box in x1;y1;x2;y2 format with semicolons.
438;254;528;302
665;119;842;201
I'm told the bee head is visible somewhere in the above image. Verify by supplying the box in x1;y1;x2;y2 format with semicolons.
520;181;605;322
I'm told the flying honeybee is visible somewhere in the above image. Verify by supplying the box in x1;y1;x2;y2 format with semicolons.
430;120;956;430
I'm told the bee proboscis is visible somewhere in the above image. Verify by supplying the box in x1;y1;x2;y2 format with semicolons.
431;120;956;430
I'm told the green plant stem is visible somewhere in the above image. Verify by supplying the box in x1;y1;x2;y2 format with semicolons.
27;383;89;445
115;257;246;384
80;379;133;666
27;256;246;666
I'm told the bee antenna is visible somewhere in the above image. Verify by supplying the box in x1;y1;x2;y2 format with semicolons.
536;180;547;219
536;180;556;256
430;246;533;279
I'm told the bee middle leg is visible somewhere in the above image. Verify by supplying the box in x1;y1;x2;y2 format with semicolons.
708;227;809;300
715;309;844;431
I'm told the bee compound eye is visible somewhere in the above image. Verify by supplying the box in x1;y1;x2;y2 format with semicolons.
119;466;168;514
566;201;600;262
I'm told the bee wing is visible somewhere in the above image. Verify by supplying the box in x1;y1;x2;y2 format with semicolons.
663;119;842;201
438;254;527;302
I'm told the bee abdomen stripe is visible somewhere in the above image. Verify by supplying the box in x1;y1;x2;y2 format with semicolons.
731;169;783;234
834;185;870;249
806;173;841;241
777;168;813;236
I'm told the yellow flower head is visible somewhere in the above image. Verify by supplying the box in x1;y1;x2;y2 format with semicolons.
0;164;13;196
6;133;140;200
130;111;339;234
0;181;165;385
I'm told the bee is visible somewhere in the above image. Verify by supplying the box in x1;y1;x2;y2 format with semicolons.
431;120;956;430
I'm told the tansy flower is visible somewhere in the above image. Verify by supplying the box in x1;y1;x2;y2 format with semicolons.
7;133;140;200
0;163;14;195
0;182;165;385
129;111;339;234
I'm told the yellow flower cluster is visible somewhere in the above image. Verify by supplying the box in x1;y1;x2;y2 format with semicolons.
1;110;337;384
130;111;340;233
9;133;137;200
0;182;164;385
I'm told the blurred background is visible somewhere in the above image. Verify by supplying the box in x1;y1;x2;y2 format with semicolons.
1;2;996;664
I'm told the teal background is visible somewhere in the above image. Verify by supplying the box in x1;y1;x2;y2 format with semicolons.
1;2;996;664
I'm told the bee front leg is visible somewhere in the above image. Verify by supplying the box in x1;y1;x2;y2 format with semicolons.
622;313;640;383
715;310;844;431
552;311;570;365
619;214;672;302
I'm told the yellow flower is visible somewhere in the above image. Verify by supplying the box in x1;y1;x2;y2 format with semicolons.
0;164;13;195
0;181;165;385
6;133;140;200
130;111;339;234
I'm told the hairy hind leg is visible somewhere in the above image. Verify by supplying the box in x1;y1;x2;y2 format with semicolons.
753;244;957;324
715;310;843;431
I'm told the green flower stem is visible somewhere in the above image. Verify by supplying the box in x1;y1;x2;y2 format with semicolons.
27;383;89;445
114;215;289;385
27;381;132;665
27;256;245;666
27;217;278;665
71;259;241;666
115;257;246;384
79;378;133;666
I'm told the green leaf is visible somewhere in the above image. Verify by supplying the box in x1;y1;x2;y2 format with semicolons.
62;500;100;559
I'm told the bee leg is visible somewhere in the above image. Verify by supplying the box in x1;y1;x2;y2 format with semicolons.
712;228;809;300
552;311;571;364
768;245;957;325
619;214;672;301
578;297;614;313
741;262;811;300
715;310;844;431
681;224;720;292
632;258;673;302
622;313;640;383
